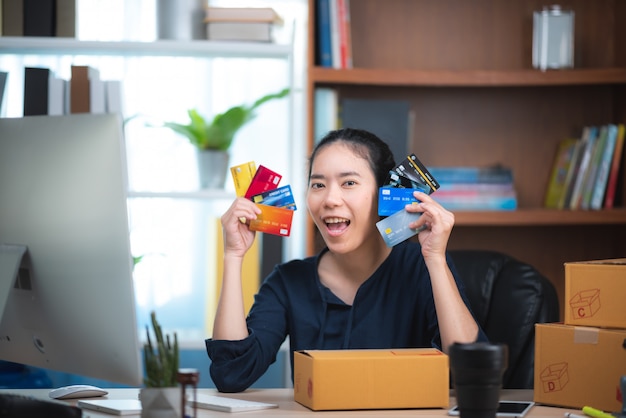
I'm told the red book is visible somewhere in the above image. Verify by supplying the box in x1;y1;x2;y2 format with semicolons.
603;124;625;209
336;0;352;69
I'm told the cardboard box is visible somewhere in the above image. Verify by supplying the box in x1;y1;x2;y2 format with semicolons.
293;348;449;411
564;259;626;329
534;323;626;412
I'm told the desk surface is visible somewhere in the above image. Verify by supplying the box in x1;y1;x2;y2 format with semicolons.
0;388;580;417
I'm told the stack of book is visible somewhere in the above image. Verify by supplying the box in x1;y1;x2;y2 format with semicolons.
427;166;517;211
204;7;283;42
544;124;625;210
315;0;352;68
22;65;122;116
1;0;75;37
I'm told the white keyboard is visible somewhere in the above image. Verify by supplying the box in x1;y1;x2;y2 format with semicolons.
191;394;278;413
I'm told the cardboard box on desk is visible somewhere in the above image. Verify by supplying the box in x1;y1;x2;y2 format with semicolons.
564;258;626;329
534;323;626;412
293;348;449;411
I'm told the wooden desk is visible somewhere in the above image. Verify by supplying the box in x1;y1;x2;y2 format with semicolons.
0;388;579;417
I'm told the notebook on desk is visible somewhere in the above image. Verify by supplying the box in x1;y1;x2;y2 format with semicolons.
77;399;142;416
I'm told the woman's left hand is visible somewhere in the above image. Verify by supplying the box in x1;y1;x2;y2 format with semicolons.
405;191;455;259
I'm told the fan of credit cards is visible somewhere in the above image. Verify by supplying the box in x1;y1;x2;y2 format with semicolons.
376;154;439;247
230;161;297;237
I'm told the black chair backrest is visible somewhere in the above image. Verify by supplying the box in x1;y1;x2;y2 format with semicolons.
449;250;560;389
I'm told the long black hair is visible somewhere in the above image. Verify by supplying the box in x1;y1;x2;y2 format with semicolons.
308;128;396;187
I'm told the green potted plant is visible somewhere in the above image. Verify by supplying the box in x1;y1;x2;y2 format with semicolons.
164;87;290;189
140;311;180;417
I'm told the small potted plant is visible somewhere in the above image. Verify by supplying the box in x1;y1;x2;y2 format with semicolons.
140;311;180;418
164;87;290;189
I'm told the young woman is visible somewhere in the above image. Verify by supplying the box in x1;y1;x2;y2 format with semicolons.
206;128;487;392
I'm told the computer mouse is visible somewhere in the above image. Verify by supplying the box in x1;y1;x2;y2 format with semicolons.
49;384;109;400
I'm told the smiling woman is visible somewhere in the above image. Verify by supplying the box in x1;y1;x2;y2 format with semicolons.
206;127;488;393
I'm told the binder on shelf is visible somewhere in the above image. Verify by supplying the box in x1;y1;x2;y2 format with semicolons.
23;0;56;37
23;67;50;116
340;97;411;163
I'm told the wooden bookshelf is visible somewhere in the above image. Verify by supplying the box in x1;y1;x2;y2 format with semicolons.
306;0;626;314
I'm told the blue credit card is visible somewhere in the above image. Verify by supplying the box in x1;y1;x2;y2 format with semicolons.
251;184;297;210
378;187;421;216
376;210;425;247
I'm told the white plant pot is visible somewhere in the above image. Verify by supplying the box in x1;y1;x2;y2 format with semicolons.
139;387;182;418
196;149;229;189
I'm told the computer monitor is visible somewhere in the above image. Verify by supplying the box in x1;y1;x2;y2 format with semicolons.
0;114;143;386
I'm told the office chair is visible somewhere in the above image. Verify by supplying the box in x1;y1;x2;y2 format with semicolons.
449;250;560;389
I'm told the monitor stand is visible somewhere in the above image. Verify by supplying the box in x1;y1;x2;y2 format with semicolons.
0;244;28;316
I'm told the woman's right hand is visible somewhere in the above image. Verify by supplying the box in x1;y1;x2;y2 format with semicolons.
220;197;262;258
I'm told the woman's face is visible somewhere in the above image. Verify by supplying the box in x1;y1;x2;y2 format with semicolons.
306;142;380;254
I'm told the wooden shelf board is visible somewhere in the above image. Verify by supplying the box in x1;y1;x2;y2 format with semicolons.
310;67;626;87
453;208;626;226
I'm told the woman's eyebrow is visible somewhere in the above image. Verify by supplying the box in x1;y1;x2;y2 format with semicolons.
310;171;361;180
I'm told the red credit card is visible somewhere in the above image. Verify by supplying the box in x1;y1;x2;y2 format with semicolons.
244;165;282;199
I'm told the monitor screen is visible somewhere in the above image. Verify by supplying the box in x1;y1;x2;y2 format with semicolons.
0;114;142;386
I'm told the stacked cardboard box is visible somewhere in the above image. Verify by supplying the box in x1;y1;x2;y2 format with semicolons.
534;259;626;413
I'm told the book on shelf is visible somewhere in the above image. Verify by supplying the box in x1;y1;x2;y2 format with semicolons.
105;80;124;115
557;138;584;209
47;75;68;116
204;7;282;42
206;21;274;42
434;191;517;211
428;166;517;211
315;0;332;67
23;67;50;116
0;71;7;116
204;7;282;22
336;0;352;69
329;0;341;69
428;166;514;185
23;0;55;37
340;97;412;163
2;0;23;36
314;87;339;143
590;124;619;210
324;0;352;69
544;137;579;209
70;65;102;114
603;124;625;209
580;125;608;210
56;0;76;38
568;126;598;210
23;67;68;116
